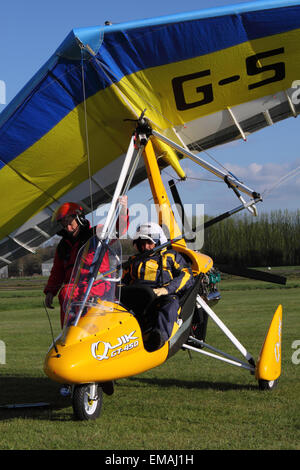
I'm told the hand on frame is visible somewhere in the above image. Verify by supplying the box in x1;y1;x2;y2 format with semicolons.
153;287;168;297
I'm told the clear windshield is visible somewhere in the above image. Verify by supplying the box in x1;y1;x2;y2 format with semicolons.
62;235;122;328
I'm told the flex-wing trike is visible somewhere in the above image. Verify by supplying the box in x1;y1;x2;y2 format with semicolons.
44;117;284;420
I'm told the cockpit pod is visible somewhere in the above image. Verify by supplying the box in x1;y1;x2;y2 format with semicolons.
62;234;123;333
44;235;168;386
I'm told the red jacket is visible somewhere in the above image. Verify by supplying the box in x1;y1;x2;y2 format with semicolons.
44;213;128;297
62;239;112;303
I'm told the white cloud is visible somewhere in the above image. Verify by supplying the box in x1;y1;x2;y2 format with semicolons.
224;159;300;193
249;162;263;175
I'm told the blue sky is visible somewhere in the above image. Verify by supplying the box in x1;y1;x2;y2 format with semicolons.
0;0;299;217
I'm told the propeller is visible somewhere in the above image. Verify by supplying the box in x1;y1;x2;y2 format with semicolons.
167;179;287;286
217;264;286;285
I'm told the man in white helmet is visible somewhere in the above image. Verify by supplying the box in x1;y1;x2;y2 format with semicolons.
122;222;194;351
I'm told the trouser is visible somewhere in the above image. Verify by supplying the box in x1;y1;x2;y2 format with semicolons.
58;285;71;328
192;306;208;341
156;295;180;342
58;281;110;328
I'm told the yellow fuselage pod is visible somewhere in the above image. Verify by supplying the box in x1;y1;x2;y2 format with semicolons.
44;139;213;386
173;244;213;276
44;303;168;384
255;304;282;382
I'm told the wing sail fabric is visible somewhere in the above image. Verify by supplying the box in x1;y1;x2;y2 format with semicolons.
1;0;300;267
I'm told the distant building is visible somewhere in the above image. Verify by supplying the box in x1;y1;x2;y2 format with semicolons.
0;266;8;278
42;259;53;277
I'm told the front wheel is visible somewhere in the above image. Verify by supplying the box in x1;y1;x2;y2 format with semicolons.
258;378;279;391
72;383;103;420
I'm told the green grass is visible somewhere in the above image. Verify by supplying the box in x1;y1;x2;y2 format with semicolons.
0;275;299;450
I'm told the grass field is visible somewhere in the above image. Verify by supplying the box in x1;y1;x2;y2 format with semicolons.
0;271;299;450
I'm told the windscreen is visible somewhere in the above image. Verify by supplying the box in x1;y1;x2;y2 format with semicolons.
62;235;122;327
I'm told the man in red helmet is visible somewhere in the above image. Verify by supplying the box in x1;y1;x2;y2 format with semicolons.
44;198;128;328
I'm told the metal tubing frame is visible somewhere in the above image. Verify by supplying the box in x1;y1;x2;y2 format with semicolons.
183;338;254;372
73;135;144;326
152;129;258;199
182;294;255;372
196;294;255;364
98;135;143;239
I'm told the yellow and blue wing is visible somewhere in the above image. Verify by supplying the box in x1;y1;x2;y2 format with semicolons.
0;0;300;265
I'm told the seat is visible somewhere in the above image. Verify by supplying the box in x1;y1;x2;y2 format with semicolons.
120;284;159;334
120;284;156;315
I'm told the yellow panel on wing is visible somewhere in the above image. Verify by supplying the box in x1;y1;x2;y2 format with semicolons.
0;86;136;238
110;78;187;178
4;28;300;238
115;28;300;128
152;137;186;179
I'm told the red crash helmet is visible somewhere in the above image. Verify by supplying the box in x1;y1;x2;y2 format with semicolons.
52;202;84;223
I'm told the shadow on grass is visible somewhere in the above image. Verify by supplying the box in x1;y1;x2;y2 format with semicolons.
125;376;257;392
0;376;73;421
0;373;257;421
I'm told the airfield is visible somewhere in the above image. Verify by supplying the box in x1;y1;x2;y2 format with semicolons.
0;269;299;450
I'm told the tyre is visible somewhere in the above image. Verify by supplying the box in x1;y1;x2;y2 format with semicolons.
258;378;279;391
72;383;103;420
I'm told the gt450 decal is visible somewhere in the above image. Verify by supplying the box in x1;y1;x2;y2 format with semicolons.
91;331;139;361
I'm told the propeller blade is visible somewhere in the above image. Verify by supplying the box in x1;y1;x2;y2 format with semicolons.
217;265;287;285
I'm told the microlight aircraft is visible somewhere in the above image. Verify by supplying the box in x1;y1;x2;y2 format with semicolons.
0;1;299;420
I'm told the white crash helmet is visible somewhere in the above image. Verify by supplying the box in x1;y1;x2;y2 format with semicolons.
133;222;168;247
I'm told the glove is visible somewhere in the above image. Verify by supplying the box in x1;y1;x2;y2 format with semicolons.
45;292;54;309
118;195;128;215
153;287;168;297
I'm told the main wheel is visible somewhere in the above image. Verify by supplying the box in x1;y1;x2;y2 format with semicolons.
258;378;279;391
72;384;103;420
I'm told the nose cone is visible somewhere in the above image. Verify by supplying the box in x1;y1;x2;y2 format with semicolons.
44;345;67;384
44;310;169;385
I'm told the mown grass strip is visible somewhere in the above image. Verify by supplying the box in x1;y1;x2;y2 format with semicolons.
0;277;299;449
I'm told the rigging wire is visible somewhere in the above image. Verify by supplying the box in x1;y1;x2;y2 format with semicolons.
182;177;223;183
43;301;59;355
81;49;94;228
162;166;222;184
262;163;300;199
